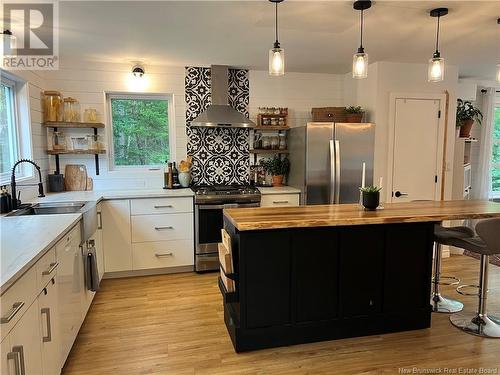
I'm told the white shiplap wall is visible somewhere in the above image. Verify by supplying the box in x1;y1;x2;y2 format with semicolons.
1;69;49;201
40;62;187;190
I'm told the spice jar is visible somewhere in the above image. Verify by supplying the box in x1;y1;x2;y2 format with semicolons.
52;131;67;150
270;136;279;150
43;91;63;122
261;136;270;150
83;108;98;123
63;97;81;122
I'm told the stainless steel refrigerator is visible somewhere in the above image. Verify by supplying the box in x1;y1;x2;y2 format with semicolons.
288;122;375;205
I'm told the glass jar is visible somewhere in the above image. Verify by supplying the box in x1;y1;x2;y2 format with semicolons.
270;135;279;150
87;134;102;151
83;108;98;123
63;97;81;122
52;131;66;150
43;91;63;122
261;136;270;150
279;134;287;150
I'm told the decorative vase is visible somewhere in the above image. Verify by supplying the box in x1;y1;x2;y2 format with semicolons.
272;175;284;187
346;113;364;123
362;191;380;211
459;119;474;138
178;172;192;188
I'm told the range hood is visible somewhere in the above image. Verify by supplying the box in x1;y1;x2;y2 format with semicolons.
190;65;256;128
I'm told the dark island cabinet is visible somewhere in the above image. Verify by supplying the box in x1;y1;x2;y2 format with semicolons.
222;219;435;352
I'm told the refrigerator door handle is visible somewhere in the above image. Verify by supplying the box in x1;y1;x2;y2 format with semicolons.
334;140;341;204
329;140;335;204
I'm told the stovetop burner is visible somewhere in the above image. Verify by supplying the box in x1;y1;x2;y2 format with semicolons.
191;184;261;204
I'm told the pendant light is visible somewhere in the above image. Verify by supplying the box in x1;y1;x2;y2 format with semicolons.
352;1;371;79
1;29;16;57
269;0;285;76
428;8;448;82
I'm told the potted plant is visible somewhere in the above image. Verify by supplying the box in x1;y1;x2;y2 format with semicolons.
345;106;364;123
456;99;483;138
260;156;290;187
359;186;381;211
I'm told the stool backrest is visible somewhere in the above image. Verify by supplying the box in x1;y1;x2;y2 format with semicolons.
476;218;500;255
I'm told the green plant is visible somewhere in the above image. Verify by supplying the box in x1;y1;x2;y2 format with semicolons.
359;186;381;193
456;99;483;127
260;156;290;176
345;106;363;114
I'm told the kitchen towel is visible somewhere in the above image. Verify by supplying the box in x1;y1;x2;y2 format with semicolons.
84;245;100;292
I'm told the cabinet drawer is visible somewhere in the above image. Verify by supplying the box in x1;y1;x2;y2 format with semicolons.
36;246;57;290
130;197;193;215
261;194;300;207
0;266;37;341
131;213;194;243
132;240;194;270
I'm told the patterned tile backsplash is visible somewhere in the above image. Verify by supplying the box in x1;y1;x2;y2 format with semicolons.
185;66;250;185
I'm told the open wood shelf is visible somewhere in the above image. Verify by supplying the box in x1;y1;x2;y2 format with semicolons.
47;149;106;155
254;126;290;131
43;121;105;129
250;149;289;154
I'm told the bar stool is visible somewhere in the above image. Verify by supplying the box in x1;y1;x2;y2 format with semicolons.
431;225;474;313
448;218;500;338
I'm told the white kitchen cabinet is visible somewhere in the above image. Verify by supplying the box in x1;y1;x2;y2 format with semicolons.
260;193;300;207
55;224;82;367
8;300;43;375
130;197;193;215
132;240;194;270
38;277;61;375
131;213;194;243
102;200;132;272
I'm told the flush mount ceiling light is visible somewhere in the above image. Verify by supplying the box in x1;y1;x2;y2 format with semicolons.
428;8;448;82
352;0;372;79
132;65;145;78
269;0;285;76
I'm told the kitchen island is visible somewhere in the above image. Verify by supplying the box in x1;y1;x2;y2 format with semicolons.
221;200;500;352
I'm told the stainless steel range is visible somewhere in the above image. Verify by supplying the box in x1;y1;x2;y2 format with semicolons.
192;184;261;272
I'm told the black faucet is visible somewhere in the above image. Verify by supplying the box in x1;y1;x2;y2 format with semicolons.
11;159;45;210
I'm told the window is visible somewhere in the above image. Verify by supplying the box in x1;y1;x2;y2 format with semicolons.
108;94;174;170
492;106;500;195
0;79;18;181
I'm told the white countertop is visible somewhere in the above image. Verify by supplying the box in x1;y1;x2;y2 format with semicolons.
0;188;194;294
1;214;81;294
258;186;301;195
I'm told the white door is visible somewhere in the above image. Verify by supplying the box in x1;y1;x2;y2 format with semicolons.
390;98;443;202
38;277;61;375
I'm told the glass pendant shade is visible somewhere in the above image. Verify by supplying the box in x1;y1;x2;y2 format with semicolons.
1;32;16;57
497;63;500;83
269;47;285;76
352;52;368;79
428;57;445;82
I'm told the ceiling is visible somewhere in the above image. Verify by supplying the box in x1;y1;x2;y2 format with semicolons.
56;1;499;79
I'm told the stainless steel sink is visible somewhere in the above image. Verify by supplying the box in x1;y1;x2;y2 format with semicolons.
8;202;87;215
7;201;98;242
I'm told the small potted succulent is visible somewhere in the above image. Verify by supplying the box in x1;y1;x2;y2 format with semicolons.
456;99;483;138
359;186;382;211
260;156;290;187
345;106;364;123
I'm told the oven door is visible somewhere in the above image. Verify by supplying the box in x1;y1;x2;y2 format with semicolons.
195;202;259;255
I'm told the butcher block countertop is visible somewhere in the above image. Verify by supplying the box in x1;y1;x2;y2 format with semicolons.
224;200;500;231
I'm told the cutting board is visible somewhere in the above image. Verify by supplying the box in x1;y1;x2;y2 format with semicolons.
64;165;88;191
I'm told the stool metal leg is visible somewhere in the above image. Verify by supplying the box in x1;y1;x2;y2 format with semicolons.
431;243;464;313
450;255;500;338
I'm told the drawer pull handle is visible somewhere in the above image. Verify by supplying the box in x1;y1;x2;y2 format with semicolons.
10;346;25;375
1;302;25;324
42;262;59;275
155;226;174;230
7;350;21;375
155;252;173;258
273;200;289;204
154;205;173;208
41;308;52;342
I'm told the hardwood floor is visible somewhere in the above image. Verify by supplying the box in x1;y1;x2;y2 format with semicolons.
63;255;500;375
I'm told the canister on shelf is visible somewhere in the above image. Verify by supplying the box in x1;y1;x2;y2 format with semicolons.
63;97;81;122
279;134;287;150
52;131;67;150
83;108;98;123
43;91;63;122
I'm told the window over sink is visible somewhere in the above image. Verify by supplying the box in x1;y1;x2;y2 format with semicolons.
107;93;175;171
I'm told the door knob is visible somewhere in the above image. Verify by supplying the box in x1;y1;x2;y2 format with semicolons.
394;191;408;198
